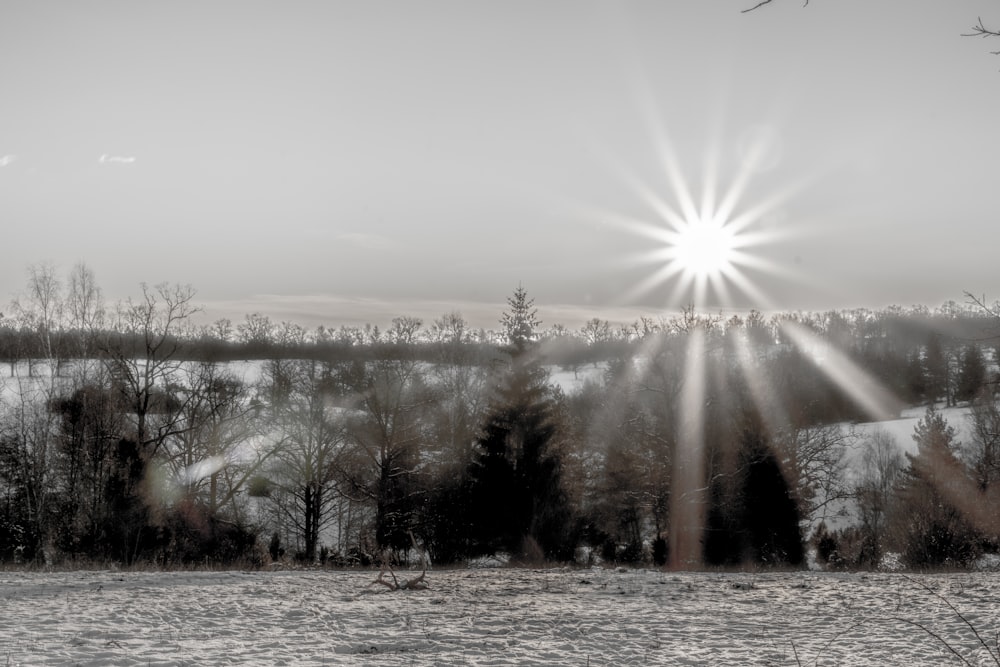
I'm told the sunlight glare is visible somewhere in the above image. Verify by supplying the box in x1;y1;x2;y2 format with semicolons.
670;216;737;280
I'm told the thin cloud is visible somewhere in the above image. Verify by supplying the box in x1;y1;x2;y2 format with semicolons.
98;154;136;164
0;155;15;167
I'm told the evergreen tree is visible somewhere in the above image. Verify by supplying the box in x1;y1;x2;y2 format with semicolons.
955;343;986;403
704;415;803;567
894;407;981;567
470;364;572;560
903;349;927;404
500;285;541;354
923;334;949;406
466;286;575;561
742;434;804;566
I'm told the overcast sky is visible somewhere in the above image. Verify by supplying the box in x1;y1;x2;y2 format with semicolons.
2;1;999;329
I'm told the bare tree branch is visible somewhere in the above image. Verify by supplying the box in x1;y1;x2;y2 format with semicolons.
742;0;808;13
963;17;1000;55
742;0;775;12
964;17;1000;39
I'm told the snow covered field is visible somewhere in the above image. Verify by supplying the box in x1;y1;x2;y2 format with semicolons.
2;567;1000;666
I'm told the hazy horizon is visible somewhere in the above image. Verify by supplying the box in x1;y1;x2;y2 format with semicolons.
191;291;995;335
3;1;999;330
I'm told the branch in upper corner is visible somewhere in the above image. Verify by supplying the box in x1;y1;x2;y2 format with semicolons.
963;17;1000;55
742;0;808;13
742;0;775;12
963;17;1000;39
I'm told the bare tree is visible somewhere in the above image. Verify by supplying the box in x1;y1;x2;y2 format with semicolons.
429;311;472;345
0;263;75;561
237;312;275;347
854;427;904;564
343;356;433;558
49;372;126;557
65;262;105;358
427;344;491;473
263;358;351;562
104;282;199;455
580;318;612;346
10;263;66;376
210;318;234;343
966;392;1000;491
387;316;423;345
773;423;855;526
161;362;267;521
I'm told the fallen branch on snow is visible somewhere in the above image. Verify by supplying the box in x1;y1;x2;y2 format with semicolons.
370;531;430;591
372;564;428;591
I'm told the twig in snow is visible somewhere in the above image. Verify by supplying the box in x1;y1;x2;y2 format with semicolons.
892;616;976;667
900;574;1000;666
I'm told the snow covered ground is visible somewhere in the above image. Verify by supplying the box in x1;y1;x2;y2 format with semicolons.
2;567;1000;666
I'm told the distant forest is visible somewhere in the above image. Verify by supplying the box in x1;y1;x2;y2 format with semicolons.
2;262;999;570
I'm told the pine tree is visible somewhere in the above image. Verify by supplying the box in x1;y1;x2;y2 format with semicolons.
704;423;804;567
904;348;926;404
499;284;541;354
466;286;575;561
955;343;986;403
895;407;981;566
923;334;950;406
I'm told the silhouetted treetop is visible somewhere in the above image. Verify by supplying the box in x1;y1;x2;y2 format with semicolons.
500;285;541;354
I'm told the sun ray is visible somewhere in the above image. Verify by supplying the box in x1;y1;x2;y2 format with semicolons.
718;264;776;311
708;264;735;308
778;320;904;421
721;174;814;236
621;259;687;305
700;124;722;226
670;325;708;569
637;92;701;230
731;328;792;436
667;269;699;311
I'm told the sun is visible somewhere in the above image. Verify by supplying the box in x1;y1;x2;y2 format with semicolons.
636;205;758;310
668;215;737;282
606;183;782;312
585;121;807;311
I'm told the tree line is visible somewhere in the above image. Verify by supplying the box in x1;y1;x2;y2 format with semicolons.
1;263;999;569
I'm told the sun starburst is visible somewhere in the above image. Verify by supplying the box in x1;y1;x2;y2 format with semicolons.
614;147;802;311
580;87;812;312
669;215;737;280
